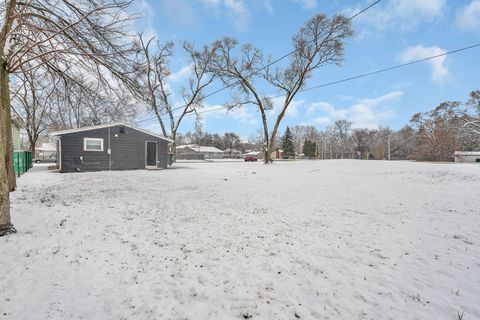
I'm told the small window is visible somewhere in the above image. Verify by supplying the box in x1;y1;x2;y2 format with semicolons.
119;127;125;134
84;138;104;151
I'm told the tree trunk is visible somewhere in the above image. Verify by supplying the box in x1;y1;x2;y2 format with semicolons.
0;156;14;236
0;59;16;236
29;134;37;158
260;109;270;164
171;130;177;163
30;143;36;158
0;74;15;193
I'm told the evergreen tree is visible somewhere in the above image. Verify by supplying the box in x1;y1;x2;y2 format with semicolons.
282;127;296;158
303;140;317;158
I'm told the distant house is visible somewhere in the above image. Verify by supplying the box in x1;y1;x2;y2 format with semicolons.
11;115;24;151
50;123;173;173
176;144;224;159
271;149;284;159
454;151;480;163
244;150;262;157
223;148;242;158
35;143;57;162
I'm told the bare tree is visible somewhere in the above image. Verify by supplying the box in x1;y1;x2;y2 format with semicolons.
363;126;392;160
353;128;370;159
223;132;241;157
46;74;139;131
329;120;353;159
462;90;480;137
290;125;306;153
410;102;462;161
0;0;137;236
390;125;416;160
247;129;264;151
133;35;221;159
10;65;57;155
209;14;353;163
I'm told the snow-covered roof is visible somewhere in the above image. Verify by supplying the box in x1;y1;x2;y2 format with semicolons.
454;151;480;156
49;123;173;143
11;114;24;129
244;151;261;156
176;144;198;150
177;144;224;153
224;148;242;153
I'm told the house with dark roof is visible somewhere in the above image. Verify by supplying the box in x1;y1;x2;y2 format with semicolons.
50;123;173;173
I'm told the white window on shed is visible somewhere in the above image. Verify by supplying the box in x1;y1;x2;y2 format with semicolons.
84;138;104;151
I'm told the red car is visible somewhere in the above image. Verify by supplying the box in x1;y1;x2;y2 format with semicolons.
244;155;258;162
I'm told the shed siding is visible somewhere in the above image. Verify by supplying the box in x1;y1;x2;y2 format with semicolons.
11;123;21;150
158;138;168;169
59;125;169;172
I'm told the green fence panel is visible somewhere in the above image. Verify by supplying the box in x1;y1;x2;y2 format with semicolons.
13;151;32;177
28;152;32;169
13;152;18;176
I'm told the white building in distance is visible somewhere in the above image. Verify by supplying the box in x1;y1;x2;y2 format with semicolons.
454;151;480;163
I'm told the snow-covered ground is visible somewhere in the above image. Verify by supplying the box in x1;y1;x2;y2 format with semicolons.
1;160;479;320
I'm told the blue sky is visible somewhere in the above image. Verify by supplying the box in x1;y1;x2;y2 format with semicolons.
134;0;480;139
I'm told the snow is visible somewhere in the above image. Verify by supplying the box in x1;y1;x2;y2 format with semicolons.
1;160;479;319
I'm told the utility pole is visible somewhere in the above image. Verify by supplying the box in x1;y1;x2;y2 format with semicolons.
387;135;391;161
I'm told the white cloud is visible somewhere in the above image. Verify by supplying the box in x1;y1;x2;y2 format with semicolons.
346;0;446;36
160;0;197;27
456;0;480;31
399;45;448;82
293;0;317;9
129;0;157;39
358;91;404;106
168;65;192;83
307;102;335;114
304;91;402;129
201;0;251;32
263;0;274;15
224;0;251;32
227;106;259;125
270;96;305;118
310;116;332;125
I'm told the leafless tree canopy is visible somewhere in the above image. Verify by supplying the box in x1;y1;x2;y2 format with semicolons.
207;14;353;163
132;34;221;156
463;90;480;136
1;0;138;235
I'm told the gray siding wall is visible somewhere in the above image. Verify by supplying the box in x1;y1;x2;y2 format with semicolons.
59;125;169;172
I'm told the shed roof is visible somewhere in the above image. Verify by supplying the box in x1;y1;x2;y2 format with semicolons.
11;112;25;129
454;151;480;156
50;123;173;143
176;144;224;153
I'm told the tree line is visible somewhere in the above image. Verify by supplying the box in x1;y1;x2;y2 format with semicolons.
274;90;479;161
178;91;480;162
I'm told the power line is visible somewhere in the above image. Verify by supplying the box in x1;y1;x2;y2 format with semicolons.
134;0;383;125
299;43;480;93
180;42;480;118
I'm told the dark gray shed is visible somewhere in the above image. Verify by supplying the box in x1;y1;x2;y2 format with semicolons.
50;123;173;173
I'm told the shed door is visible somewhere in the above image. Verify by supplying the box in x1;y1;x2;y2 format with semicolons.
146;142;157;167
